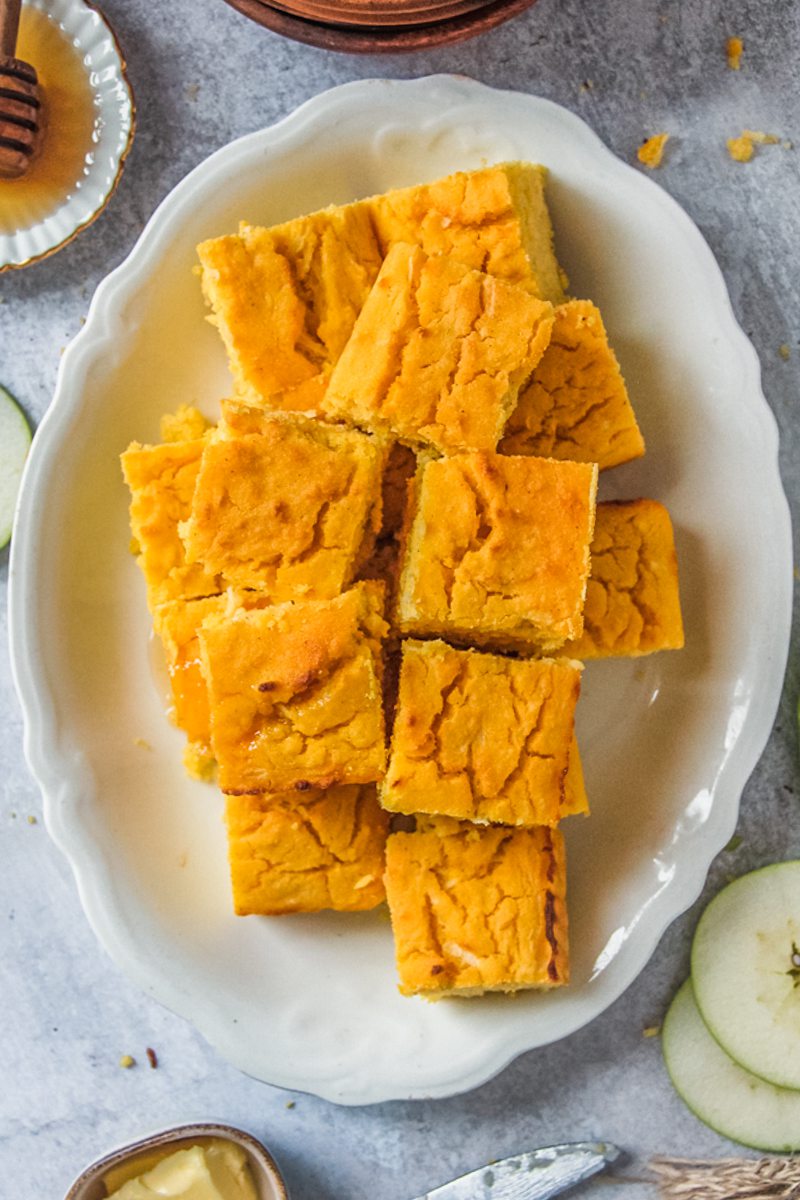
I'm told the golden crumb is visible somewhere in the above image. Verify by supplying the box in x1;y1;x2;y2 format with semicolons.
119;1054;135;1069
133;737;152;751
285;1101;296;1110
726;36;743;70
637;133;670;169
779;344;791;361
643;1024;662;1038
27;815;37;825
727;130;780;162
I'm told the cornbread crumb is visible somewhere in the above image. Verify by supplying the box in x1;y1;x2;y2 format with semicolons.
727;130;779;162
200;582;388;794
500;299;645;470
27;815;37;825
779;343;791;361
382;640;582;828
385;817;568;996
564;500;684;659
119;1055;135;1069
637;133;670;169
324;244;554;455
726;36;743;70
160;404;210;444
396;452;597;652
226;784;389;914
643;1024;662;1038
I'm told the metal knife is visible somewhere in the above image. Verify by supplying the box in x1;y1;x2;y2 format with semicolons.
410;1141;622;1200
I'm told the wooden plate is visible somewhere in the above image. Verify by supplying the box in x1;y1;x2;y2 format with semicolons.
222;0;538;51
269;0;492;25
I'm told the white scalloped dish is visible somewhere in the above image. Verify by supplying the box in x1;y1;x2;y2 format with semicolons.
10;77;792;1104
0;0;134;272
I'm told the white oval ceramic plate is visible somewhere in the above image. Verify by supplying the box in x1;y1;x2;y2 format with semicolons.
0;0;134;272
9;76;792;1104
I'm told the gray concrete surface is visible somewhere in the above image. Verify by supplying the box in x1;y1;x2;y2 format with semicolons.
2;1;800;1197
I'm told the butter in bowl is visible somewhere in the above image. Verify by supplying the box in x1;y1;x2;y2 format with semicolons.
65;1123;288;1200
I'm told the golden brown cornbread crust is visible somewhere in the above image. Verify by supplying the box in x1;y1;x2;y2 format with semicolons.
382;640;582;828
153;594;228;774
197;205;383;413
180;417;387;600
396;452;598;651
500;300;646;470
323;244;554;455
197;163;566;418
565;499;684;659
384;817;568;996
121;436;222;611
226;785;389;915
199;582;388;795
368;162;566;302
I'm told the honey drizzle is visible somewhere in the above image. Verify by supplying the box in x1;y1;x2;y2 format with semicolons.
0;7;98;236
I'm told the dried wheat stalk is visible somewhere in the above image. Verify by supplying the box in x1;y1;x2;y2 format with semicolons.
651;1156;800;1199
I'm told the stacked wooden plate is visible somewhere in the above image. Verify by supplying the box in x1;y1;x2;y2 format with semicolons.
223;0;538;51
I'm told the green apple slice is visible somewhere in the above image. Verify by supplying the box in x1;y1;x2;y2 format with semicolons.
663;979;800;1151
691;861;800;1089
0;385;32;549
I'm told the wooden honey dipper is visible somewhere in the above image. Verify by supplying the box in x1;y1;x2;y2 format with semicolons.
0;0;43;180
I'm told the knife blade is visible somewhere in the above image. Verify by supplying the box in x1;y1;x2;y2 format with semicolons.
410;1141;622;1200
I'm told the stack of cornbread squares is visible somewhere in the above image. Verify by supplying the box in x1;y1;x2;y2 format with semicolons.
122;162;684;1000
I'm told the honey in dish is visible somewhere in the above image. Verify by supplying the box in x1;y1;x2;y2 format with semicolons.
0;7;98;236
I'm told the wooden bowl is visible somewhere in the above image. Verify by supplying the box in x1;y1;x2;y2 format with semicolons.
222;0;538;51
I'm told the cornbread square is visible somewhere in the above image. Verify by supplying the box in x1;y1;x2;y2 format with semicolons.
121;436;222;611
385;817;568;997
396;452;598;652
368;162;567;303
181;417;387;600
199;582;388;794
500;300;645;470
226;785;389;915
153;591;272;780
564;500;684;658
323;244;554;455
197;205;383;413
381;640;582;827
153;594;227;779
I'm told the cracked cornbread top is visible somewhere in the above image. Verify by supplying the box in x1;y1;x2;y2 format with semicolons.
198;581;388;795
397;451;598;651
180;416;387;601
382;640;582;828
384;817;568;997
196;162;566;417
226;785;389;916
565;499;684;659
500;299;646;470
323;243;554;455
